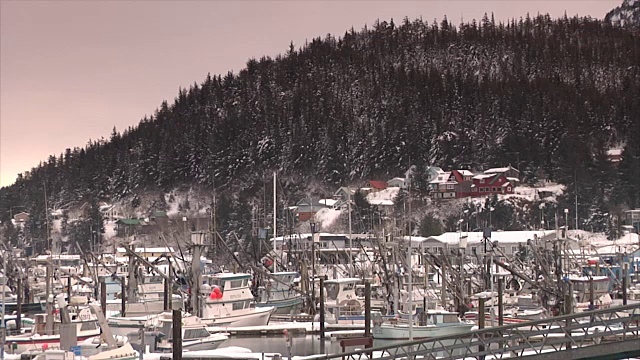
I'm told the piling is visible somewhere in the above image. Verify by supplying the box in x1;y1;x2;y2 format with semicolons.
623;263;628;305
172;309;182;360
319;277;325;339
121;277;127;317
67;276;72;300
16;277;22;333
478;297;486;354
100;280;107;316
164;277;170;311
497;277;504;326
564;282;573;349
364;281;371;337
589;278;595;310
441;263;447;310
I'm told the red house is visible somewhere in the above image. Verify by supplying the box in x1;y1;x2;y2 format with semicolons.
470;174;514;197
450;170;474;198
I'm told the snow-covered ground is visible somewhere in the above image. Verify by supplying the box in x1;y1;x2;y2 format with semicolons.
366;187;400;205
313;207;342;229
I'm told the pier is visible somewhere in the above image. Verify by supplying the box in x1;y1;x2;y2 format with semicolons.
308;303;640;360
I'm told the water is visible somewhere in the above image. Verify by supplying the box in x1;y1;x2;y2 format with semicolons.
218;335;399;357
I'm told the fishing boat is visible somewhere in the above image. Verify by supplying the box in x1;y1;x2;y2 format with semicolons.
4;305;102;353
372;309;474;340
106;275;183;317
201;272;275;327
256;271;304;315
152;313;228;351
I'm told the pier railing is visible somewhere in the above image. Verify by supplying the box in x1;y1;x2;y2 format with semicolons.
308;303;640;360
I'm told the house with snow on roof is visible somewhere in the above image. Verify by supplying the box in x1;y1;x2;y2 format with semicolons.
387;177;406;189
420;230;575;261
470;173;515;197
484;165;520;183
429;172;456;199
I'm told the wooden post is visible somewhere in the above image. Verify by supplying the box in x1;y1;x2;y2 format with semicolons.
164;277;169;311
319;277;325;339
478;297;486;355
66;276;70;299
441;263;447;310
16;277;22;333
497;277;504;326
623;263;628;306
589;278;595;310
364;281;371;337
565;282;573;349
121;277;127;317
172;309;182;360
100;280;107;316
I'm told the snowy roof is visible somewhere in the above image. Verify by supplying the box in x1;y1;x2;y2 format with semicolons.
485;166;518;174
507;177;520;183
425;230;557;246
429;172;452;184
366;187;400;204
457;170;474;176
319;199;337;207
388;177;405;183
606;148;622;156
368;199;394;206
472;174;494;180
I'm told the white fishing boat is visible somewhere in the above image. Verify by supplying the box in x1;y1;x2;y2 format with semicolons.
106;313;161;336
152;313;228;351
256;271;304;315
106;275;183;317
201;273;275;327
372;310;474;340
5;306;102;353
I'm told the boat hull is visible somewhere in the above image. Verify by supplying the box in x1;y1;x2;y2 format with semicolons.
373;323;474;340
257;297;303;315
206;306;274;328
106;298;183;317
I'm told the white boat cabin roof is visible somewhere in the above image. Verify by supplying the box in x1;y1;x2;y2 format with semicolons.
324;277;361;284
208;272;252;280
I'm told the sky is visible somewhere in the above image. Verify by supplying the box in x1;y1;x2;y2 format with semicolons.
0;0;622;187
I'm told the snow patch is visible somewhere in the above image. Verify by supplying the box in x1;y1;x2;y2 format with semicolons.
314;208;342;229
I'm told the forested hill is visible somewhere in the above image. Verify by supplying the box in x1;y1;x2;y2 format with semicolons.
2;15;640;239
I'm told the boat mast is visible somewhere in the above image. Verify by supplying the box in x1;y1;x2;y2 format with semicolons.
273;171;277;270
408;172;413;341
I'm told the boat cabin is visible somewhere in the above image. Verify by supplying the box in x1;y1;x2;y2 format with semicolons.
324;278;360;304
569;276;611;303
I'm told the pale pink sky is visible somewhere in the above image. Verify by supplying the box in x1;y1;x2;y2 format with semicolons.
0;0;621;187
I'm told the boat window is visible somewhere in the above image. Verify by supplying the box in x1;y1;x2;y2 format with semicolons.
442;314;459;323
325;283;339;300
80;321;97;331
184;328;209;339
230;280;243;289
232;301;245;310
343;283;355;291
242;279;248;287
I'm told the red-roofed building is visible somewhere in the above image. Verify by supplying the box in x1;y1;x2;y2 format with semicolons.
470;174;514;197
368;180;388;191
